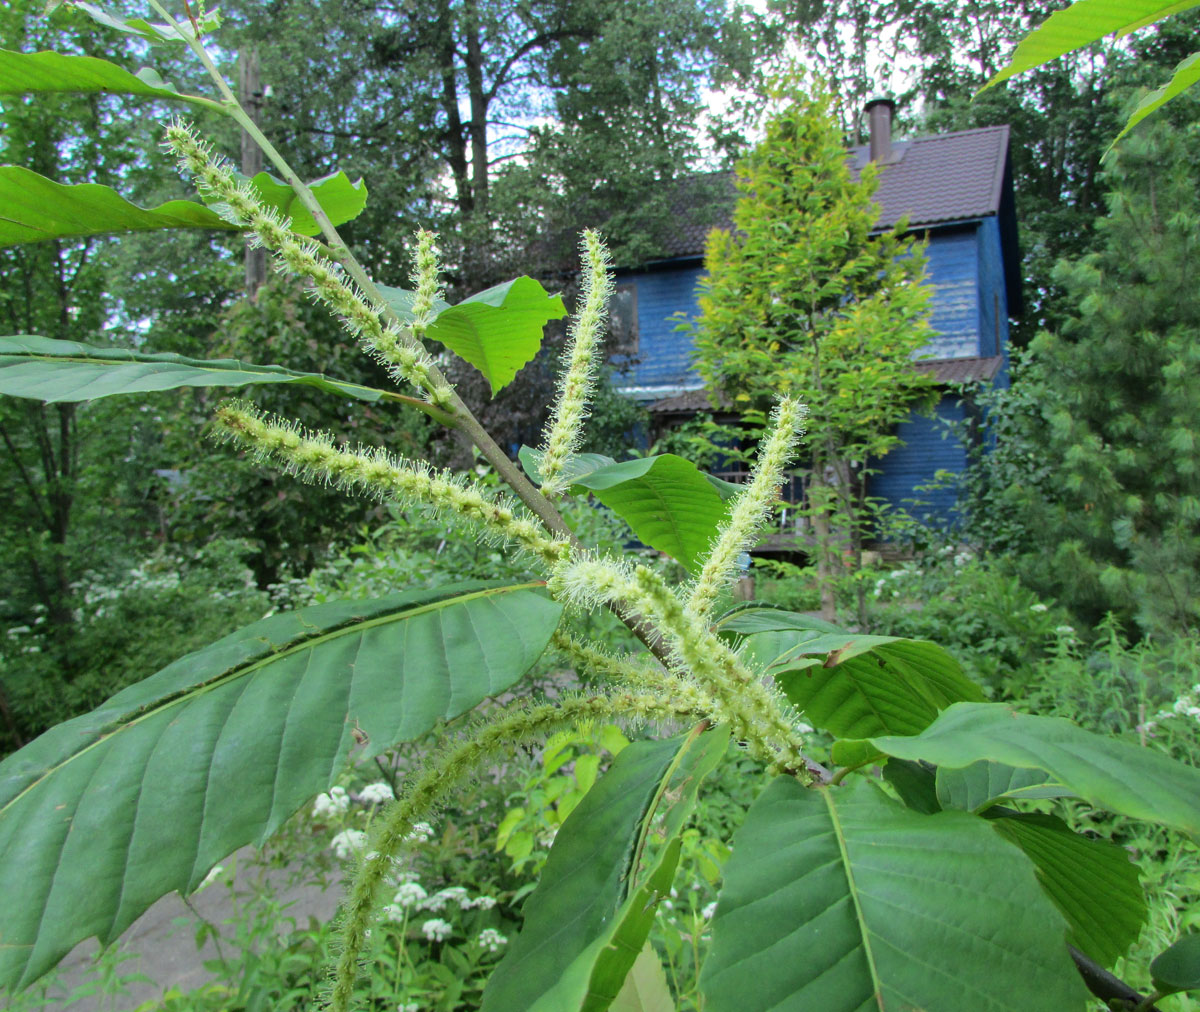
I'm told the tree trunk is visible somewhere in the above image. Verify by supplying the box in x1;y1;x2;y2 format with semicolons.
808;475;838;623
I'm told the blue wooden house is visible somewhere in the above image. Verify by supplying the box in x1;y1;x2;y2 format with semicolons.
609;102;1020;529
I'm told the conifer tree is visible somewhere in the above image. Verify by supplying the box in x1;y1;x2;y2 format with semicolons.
692;77;935;620
1019;103;1200;636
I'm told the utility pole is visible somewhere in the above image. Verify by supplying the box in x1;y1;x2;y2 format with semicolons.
238;49;266;298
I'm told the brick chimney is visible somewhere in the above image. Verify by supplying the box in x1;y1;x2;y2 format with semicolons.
864;97;896;163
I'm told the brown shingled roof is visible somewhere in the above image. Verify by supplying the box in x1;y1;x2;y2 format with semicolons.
913;355;1003;384
659;125;1011;260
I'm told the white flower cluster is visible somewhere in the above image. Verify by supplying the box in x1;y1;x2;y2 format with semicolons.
1029;603;1049;613
1141;682;1200;737
312;787;350;819
330;829;368;859
358;781;395;804
384;879;497;919
421;886;471;912
477;927;507;952
393;881;428;909
421;918;452;942
406;821;434;843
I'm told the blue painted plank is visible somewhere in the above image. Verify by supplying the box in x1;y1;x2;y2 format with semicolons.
869;396;969;530
922;229;980;359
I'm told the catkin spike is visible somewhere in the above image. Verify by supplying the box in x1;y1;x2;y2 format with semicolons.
328;689;706;1012
686;397;807;622
408;229;443;339
550;554;810;773
538;230;614;496
212;401;570;566
162;119;454;408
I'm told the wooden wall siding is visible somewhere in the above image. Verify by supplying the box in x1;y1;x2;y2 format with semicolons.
976;215;1009;361
868;394;968;527
619;261;706;392
921;228;981;360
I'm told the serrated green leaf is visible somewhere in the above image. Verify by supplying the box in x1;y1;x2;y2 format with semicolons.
1151;933;1200;992
0;167;365;248
881;757;941;814
869;702;1200;839
829;738;885;769
986;0;1200;89
380;277;565;395
730;613;983;738
610;946;674;1012
482;727;728;1012
518;445;618;487
936;761;1074;813
1114;50;1200;144
520;452;739;573
988;811;1146;967
712;603;843;636
0;167;238;247
701;777;1088;1012
233;169;368;236
0;582;561;992
0;336;393;403
65;1;223;44
0;49;215;109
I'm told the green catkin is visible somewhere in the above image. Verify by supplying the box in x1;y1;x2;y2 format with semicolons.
550;629;715;710
328;690;706;1012
407;229;443;339
161;120;454;408
537;230;614;496
686;397;808;622
212;402;570;566
550;555;810;774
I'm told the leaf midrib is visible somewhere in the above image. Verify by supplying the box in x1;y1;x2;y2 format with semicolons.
822;787;884;1009
0;583;540;818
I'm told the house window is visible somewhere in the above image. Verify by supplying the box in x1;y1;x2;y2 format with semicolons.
608;284;638;360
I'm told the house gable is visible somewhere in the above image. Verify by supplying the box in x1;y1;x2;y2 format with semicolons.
607;118;1020;531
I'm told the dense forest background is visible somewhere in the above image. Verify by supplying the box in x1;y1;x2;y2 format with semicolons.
2;0;1198;751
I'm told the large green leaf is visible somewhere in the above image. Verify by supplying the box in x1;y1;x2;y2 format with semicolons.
869;703;1200;839
520;449;741;573
1115;50;1200;143
380;277;566;395
1151;933;1200;993
881;757;941;814
700;777;1088;1012
610;945;674;1012
0;49;214;108
936;760;1072;813
723;610;984;738
0;336;396;404
0;582;561;993
61;2;224;44
988;811;1147;968
0;167;237;247
482;726;729;1012
0;167;365;248
986;1;1200;88
222;170;368;236
712;602;843;636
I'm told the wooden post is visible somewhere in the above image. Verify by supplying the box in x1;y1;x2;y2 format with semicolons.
238;49;266;298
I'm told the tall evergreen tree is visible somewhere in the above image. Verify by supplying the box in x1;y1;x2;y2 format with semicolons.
692;79;935;621
1016;99;1200;636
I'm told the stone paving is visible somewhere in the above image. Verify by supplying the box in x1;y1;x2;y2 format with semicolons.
40;848;343;1011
